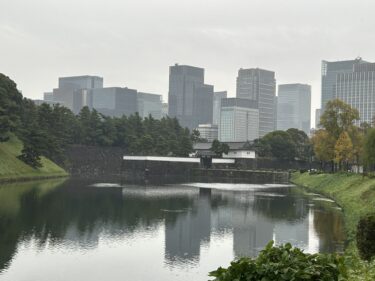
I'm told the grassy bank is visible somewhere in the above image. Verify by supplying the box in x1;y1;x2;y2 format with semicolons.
0;135;68;182
291;172;375;280
291;172;375;241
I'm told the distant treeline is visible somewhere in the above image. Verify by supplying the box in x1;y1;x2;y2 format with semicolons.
0;74;195;167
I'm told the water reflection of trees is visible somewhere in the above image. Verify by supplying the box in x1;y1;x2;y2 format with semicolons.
0;181;347;274
0;179;66;272
0;180;197;272
313;206;346;253
252;189;308;223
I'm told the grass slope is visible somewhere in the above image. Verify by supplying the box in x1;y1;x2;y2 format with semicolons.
291;172;375;280
0;135;68;181
291;172;375;241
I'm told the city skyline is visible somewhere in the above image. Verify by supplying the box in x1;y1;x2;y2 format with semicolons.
3;59;361;128
3;1;375;128
38;57;375;134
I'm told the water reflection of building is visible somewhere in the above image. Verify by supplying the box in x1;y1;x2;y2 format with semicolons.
164;188;211;263
232;209;274;257
273;218;309;251
210;191;274;258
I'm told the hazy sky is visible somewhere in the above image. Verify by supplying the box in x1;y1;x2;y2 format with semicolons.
2;0;375;126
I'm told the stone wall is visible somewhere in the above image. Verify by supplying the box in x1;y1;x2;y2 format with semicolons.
64;146;309;182
234;158;321;171
64;145;125;180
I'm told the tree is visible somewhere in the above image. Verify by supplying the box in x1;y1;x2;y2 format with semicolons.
253;138;272;158
16;99;47;168
348;126;364;167
139;134;154;155
210;140;229;157
363;128;375;170
334;131;353;170
191;129;208;143
312;129;336;170
0;74;23;141
286;128;312;161
320;99;359;140
261;131;296;160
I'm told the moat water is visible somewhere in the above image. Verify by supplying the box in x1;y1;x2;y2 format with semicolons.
0;179;345;281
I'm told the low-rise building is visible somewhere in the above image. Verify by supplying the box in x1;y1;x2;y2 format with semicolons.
193;142;256;159
90;87;137;117
33;99;61;106
196;124;218;142
137;92;163;119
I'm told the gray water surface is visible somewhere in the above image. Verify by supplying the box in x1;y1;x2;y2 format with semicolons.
0;179;345;281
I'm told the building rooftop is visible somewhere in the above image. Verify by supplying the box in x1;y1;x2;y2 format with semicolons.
193;141;254;151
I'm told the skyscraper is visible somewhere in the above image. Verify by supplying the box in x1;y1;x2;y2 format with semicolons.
219;98;259;142
315;109;321;129
321;58;366;111
213;91;227;126
168;64;213;129
335;62;375;125
277;84;311;135
193;84;214;127
236;68;276;137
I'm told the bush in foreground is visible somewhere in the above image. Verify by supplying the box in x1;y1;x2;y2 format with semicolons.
209;241;346;281
356;214;375;261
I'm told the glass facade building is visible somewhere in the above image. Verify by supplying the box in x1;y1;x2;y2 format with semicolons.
90;87;137;117
335;63;375;125
321;58;365;112
168;64;213;129
236;68;276;137
52;75;103;113
137;92;163;119
213;91;227;126
219;98;259;142
196;124;218;142
277;84;311;135
193;84;214;128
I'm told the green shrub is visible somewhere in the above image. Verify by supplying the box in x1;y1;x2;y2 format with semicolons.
209;241;346;281
356;214;375;261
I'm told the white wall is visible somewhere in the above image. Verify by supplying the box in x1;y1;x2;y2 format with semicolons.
223;150;256;159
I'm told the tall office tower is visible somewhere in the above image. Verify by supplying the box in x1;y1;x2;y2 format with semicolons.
219;98;259;142
321;58;366;112
274;96;278;131
90;87;137;117
213;91;227;126
193;84;214;127
236;68;276;137
53;75;103;113
277;84;311;135
168;64;213;129
137;92;163;119
315;109;321;128
335;62;375;125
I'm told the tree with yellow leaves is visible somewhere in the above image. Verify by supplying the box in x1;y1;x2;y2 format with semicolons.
312;129;336;171
334;131;353;171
